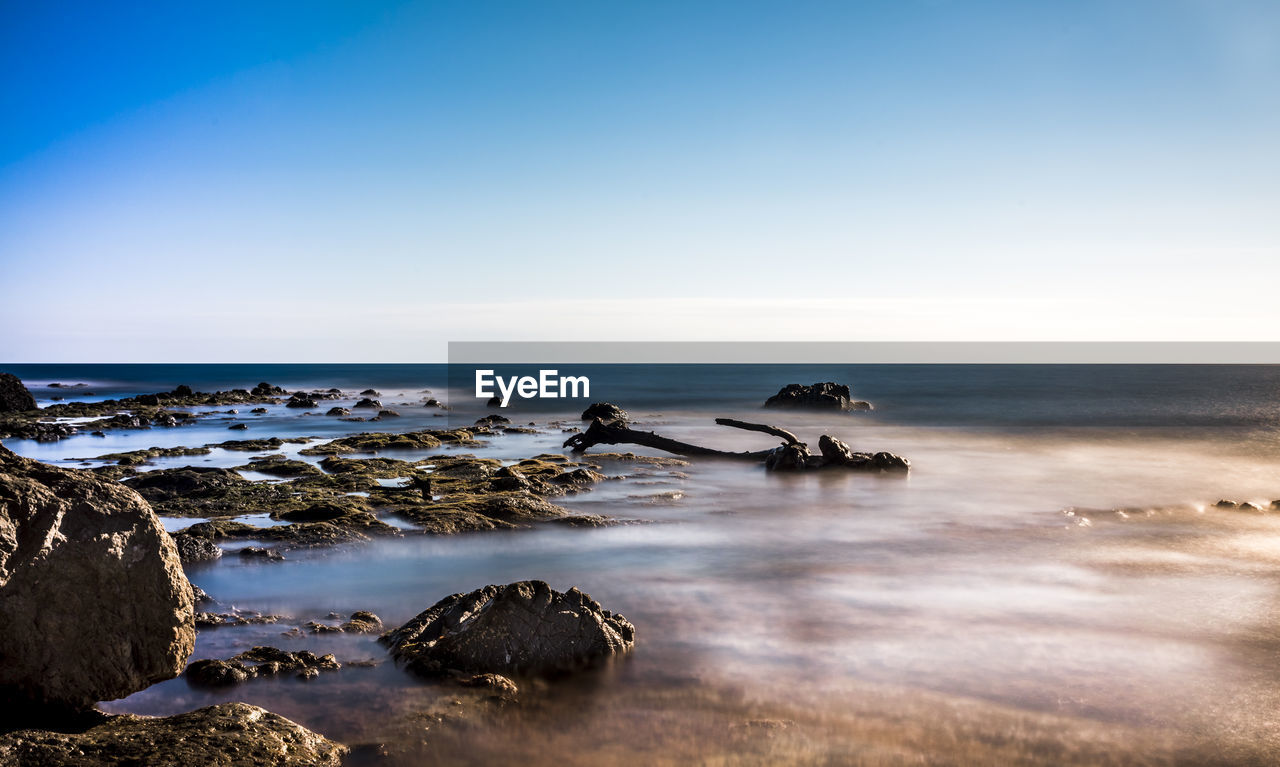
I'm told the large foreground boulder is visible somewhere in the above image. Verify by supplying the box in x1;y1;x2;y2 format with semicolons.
0;702;346;766
0;445;195;713
382;580;635;677
0;374;37;414
763;382;871;411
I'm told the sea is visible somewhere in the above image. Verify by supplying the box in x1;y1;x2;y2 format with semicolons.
5;363;1280;764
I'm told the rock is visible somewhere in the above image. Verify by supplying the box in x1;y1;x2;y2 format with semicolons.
286;396;317;409
360;389;382;397
251;382;287;396
0;702;346;765
1214;499;1240;509
0;445;195;713
763;382;870;411
475;414;510;425
228;423;248;430
125;466;248;502
326;406;351;416
457;673;518;698
486;395;502;407
171;533;223;564
0;373;37;413
340;610;383;634
186;647;340;688
378;409;401;418
816;435;910;473
581;402;628;422
817;434;858;464
354;398;382;409
250;407;269;414
239;547;284;562
764;442;812;471
381;580;635;677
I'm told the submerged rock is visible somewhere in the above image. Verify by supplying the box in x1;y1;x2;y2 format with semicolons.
763;382;870;412
817;435;911;473
325;406;351;417
126;466;248;502
581;402;628;422
341;610;383;634
381;580;635;677
0;702;346;766
172;533;223;564
186;646;340;687
354;398;382;409
0;373;37;413
0;445;195;713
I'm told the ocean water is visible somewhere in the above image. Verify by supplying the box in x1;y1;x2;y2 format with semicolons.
5;364;1280;764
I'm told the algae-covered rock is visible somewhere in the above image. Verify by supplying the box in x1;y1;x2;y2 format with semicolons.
0;702;346;766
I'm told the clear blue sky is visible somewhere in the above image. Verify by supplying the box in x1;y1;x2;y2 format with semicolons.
2;0;1277;361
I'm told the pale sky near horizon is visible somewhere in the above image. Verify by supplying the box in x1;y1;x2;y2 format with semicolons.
2;1;1278;362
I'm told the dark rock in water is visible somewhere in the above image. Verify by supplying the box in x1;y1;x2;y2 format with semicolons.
551;467;606;486
581;402;628;422
816;436;910;473
171;385;193;397
186;647;340;688
326;406;351;416
378;409;401;418
764;442;812;471
423;397;447;409
354;398;382;409
250;407;269;414
172;533;223;564
458;672;518;698
381;580;635;677
0;702;346;766
0;445;195;713
251;382;287;396
476;414;510;425
239;547;285;562
237;459;322;478
817;434;858;464
763;382;871;412
1214;499;1240;509
0;374;38;413
228;423;248;430
486;395;502;407
340;610;383;634
360;389;382;397
126;466;247;502
286;395;317;409
136;393;162;406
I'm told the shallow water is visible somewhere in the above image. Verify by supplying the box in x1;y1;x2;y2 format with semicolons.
6;364;1280;764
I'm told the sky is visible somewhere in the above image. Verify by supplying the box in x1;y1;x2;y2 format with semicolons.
1;0;1278;361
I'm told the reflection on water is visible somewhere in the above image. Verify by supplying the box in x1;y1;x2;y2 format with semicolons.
5;364;1280;763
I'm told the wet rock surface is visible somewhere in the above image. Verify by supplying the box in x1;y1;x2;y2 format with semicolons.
186;646;341;686
581;402;629;422
381;580;635;677
763;382;871;411
0;445;195;713
0;702;346;766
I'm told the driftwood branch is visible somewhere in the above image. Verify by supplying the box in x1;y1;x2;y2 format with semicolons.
563;416;910;474
714;418;800;445
563;419;775;460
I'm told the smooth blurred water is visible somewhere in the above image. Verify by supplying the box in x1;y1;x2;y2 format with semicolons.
6;364;1280;763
